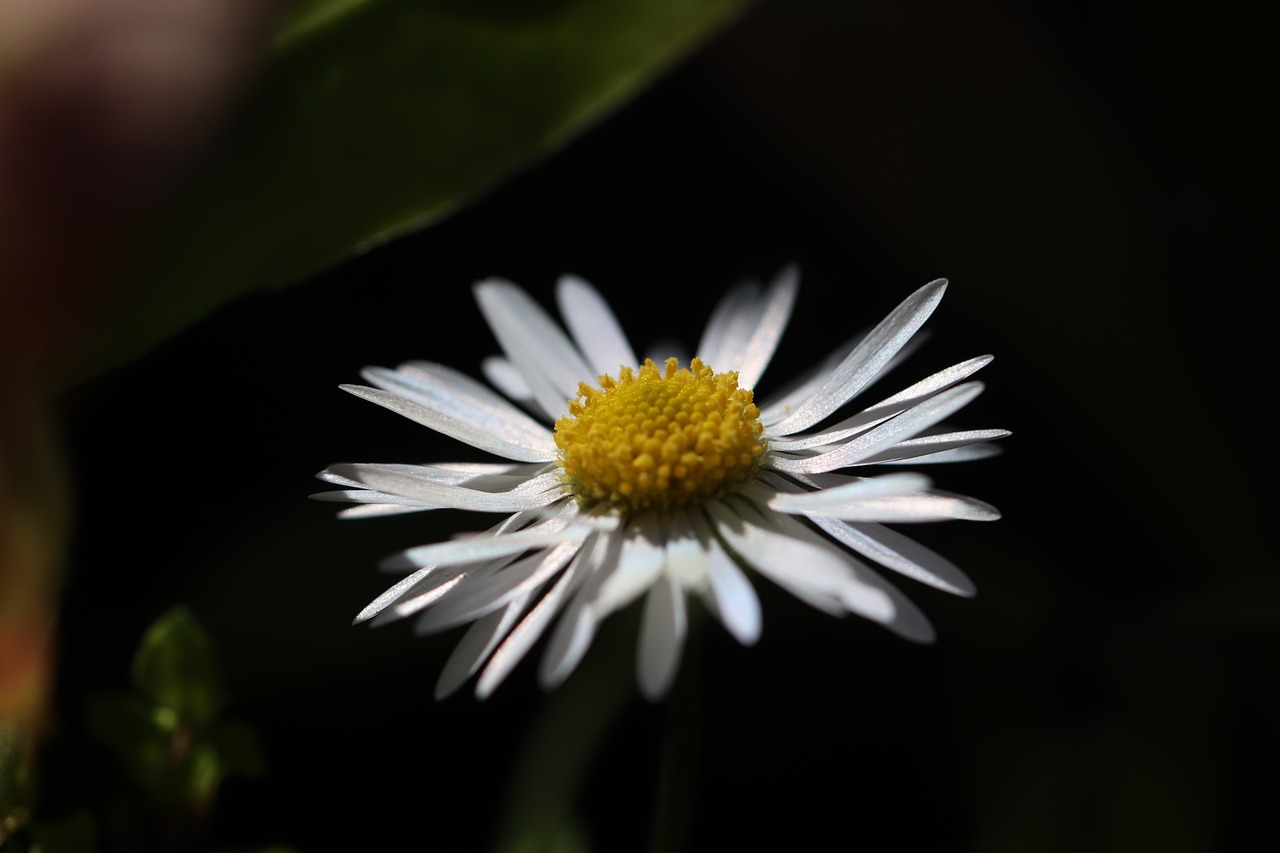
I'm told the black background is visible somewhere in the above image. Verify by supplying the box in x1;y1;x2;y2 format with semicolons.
47;1;1276;850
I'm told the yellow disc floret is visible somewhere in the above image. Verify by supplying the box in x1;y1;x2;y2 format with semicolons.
554;357;766;513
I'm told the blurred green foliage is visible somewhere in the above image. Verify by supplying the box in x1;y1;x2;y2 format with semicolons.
78;607;268;850
86;0;746;378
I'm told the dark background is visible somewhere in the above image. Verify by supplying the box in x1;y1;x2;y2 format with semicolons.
45;1;1275;850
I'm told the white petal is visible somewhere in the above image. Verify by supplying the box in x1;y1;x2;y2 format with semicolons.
853;429;1010;465
364;360;556;448
767;473;934;513
474;548;593;699
872;355;993;410
481;355;539;410
787;491;1001;523
341;383;556;462
664;512;710;592
807;517;976;597
331;464;563;513
556;274;638;377
702;536;762;646
474;279;591;418
380;571;468;624
318;461;538;489
637;572;686;701
538;533;621;688
433;597;530;700
538;602;597;691
877;443;1004;465
769;381;984;474
766;356;993;450
380;509;581;571
311;488;432;506
878;581;936;643
770;279;948;435
336;504;434;519
707;499;894;623
357;510;540;624
411;539;583;634
353;564;437;624
590;522;667;618
729;263;800;389
759;335;859;426
696;278;760;370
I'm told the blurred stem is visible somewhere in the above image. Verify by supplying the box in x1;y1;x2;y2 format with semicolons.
647;613;703;853
492;617;637;853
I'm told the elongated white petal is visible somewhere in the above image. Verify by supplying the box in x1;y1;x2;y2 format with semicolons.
354;565;436;624
538;533;622;688
336;504;434;519
474;279;590;417
474;547;593;699
414;539;582;634
786;491;1001;523
311;489;431;506
379;571;469;624
556;274;638;377
853;429;1010;465
538;602;597;690
434;598;530;700
767;356;993;450
702;535;762;646
481;355;539;410
879;582;936;643
696;279;760;369
767;473;933;513
381;515;580;571
363;360;556;454
808;517;976;597
769;381;984;474
663;512;710;592
638;572;686;701
729;264;799;389
770;279;947;435
320;461;549;492
591;523;667;618
342;383;556;462
331;465;562;513
707;499;894;623
760;335;861;426
877;443;1004;464
873;355;993;410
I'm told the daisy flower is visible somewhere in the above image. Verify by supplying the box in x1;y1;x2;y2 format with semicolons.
316;266;1007;701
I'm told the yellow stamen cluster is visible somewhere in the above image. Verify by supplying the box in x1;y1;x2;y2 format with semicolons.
554;357;766;513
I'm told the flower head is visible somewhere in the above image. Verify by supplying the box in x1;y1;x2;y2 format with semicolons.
316;266;1007;701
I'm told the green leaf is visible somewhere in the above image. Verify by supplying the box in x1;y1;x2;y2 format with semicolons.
88;0;746;376
131;607;226;729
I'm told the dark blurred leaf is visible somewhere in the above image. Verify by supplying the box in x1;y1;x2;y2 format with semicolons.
87;0;746;376
85;692;227;811
131;607;226;729
83;692;176;805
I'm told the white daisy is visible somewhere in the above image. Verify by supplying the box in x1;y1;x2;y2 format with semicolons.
316;266;1007;701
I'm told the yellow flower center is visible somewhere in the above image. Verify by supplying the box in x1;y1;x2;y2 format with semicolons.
554;357;766;513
